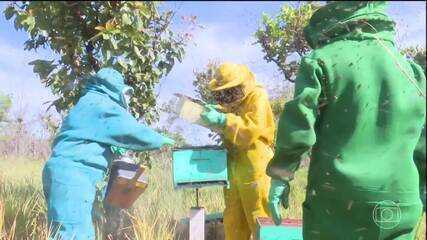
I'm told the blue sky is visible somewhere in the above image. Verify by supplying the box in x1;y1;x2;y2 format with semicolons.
0;1;425;145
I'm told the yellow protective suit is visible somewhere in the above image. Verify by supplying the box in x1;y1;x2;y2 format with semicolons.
210;63;275;240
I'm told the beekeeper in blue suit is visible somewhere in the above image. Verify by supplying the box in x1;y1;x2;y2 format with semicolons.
42;68;175;240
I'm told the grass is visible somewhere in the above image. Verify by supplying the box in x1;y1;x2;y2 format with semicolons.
0;155;425;239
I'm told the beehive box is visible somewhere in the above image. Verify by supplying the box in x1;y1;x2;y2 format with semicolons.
172;146;228;188
256;217;303;240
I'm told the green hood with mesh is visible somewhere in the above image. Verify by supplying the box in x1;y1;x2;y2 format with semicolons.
304;1;396;49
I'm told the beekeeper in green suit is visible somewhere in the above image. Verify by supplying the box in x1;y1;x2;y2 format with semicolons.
267;2;426;239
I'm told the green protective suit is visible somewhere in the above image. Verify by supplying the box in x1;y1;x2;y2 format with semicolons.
414;125;426;211
267;2;426;239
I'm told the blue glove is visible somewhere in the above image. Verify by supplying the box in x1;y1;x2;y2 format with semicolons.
201;105;226;127
268;179;290;225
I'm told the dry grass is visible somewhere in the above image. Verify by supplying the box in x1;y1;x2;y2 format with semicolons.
0;156;425;240
0;155;226;240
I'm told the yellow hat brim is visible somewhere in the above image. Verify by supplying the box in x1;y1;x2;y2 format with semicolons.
209;78;244;91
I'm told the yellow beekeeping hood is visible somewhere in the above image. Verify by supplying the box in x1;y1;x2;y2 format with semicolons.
209;62;255;92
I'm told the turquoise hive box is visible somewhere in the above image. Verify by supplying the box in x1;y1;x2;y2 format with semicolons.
256;217;303;240
172;146;228;188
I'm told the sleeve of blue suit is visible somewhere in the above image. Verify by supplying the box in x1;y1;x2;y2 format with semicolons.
90;103;168;151
51;67;172;153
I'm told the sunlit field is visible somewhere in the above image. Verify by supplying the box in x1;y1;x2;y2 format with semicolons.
0;154;425;240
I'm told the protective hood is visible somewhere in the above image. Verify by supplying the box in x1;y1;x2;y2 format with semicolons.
49;67;168;170
209;63;258;99
304;1;396;49
83;68;129;109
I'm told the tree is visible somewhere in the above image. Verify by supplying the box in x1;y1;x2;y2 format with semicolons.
255;2;320;82
270;87;294;120
0;92;11;123
402;46;426;73
4;1;188;123
193;60;219;104
0;92;12;142
255;2;320;120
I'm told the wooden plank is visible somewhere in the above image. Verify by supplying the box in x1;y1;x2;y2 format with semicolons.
189;207;205;240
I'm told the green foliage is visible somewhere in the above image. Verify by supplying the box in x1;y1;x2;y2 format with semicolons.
0;92;12;122
0;92;12;142
192;61;219;104
270;85;294;120
255;2;320;82
271;98;285;120
40;114;60;143
4;1;187;123
402;46;426;73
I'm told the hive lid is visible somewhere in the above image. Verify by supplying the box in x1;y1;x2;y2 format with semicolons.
257;217;302;227
175;180;228;189
173;145;225;151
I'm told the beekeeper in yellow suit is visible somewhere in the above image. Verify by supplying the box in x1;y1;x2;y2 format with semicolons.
200;62;275;239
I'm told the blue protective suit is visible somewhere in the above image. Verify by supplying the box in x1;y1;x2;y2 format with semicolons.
42;68;169;240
